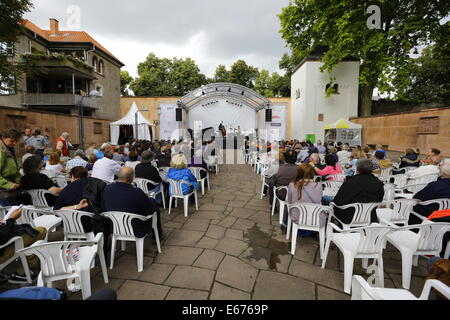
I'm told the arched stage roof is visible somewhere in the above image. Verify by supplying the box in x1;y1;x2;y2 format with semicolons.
177;83;271;111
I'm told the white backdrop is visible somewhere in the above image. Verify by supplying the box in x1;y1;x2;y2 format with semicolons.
159;103;179;140
187;100;257;134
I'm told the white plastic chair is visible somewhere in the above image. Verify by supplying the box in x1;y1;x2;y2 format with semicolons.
102;211;161;272
329;202;382;230
324;174;347;182
376;199;420;226
17;233;108;300
410;173;439;185
188;167;210;196
377;167;393;183
385;222;450;289
53;210;96;241
40;169;56;180
322;181;343;198
206;156;219;174
134;178;166;209
383;183;396;201
26;189;54;209
0;236;32;284
395;183;428;197
271;186;288;225
260;174;271;200
19;206;62;241
55;174;69;188
167;179;198;217
321;223;395;294
390;173;409;188
351;275;450;300
287;203;332;259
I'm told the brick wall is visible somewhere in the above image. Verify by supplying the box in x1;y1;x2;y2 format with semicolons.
351;107;450;157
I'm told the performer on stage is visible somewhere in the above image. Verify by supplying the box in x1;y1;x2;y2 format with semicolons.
219;122;227;137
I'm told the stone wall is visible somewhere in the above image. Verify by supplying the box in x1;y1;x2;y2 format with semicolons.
0;106;111;147
351;107;450;157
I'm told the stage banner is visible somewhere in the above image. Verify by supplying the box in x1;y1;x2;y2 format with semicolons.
159;103;179;140
268;104;287;141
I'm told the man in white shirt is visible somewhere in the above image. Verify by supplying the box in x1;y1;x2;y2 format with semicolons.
408;156;441;183
91;153;121;183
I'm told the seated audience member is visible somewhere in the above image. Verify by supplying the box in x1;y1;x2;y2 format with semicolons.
337;145;352;164
188;149;208;179
112;146;125;163
331;159;384;224
316;140;326;154
309;153;326;170
20;155;62;206
409;161;450;225
157;146;172;168
125;151;140;170
421;148;441;165
53;166;111;245
135;151;164;204
267;150;299;205
65;150;88;173
102;167;163;238
328;146;339;163
408;155;441;183
372;150;393;175
371;144;387;158
22;146;36;164
0;208;47;284
296;143;309;163
303;147;319;163
166;153;199;198
45;152;64;174
85;143;97;158
363;146;371;159
343;152;359;176
310;154;342;180
91;153;121;183
399;148;420;169
86;154;98;171
284;164;323;231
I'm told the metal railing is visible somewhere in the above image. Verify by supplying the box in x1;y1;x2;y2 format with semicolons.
23;93;97;109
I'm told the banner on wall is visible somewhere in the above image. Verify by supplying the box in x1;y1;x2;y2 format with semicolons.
159;103;179;140
267;104;287;141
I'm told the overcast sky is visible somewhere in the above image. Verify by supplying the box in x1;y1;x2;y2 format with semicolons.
24;0;291;78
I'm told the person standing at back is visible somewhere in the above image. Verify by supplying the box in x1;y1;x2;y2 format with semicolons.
55;132;71;158
29;129;49;159
0;129;22;206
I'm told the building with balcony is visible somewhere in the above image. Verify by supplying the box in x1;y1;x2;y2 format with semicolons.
0;18;124;146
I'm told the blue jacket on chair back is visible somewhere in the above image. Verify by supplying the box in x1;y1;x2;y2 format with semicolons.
167;168;199;195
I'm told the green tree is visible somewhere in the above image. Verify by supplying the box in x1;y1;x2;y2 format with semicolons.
229;60;260;88
278;0;449;116
254;69;274;97
393;44;450;104
0;0;33;92
213;64;230;82
269;72;291;97
120;70;133;96
130;53;207;96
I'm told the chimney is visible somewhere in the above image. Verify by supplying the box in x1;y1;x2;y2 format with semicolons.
50;18;59;36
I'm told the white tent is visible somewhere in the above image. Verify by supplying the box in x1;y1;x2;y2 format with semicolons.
110;101;155;145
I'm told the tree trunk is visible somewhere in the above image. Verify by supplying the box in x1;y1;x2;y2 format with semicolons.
359;85;374;117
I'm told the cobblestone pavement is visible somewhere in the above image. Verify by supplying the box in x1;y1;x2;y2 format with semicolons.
0;150;428;300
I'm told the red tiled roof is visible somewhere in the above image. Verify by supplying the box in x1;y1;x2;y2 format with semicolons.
21;19;124;66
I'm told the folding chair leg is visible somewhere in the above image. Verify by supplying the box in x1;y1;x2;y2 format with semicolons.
194;191;198;211
343;254;355;294
401;252;413;290
377;257;385;288
121;241;126;251
286;215;292;240
279;202;285;226
321;238;332;269
207;176;210;191
271;197;276;217
161;185;166;209
318;228;325;260
201;180;205;196
445;240;450;260
19;253;32;284
290;224;298;255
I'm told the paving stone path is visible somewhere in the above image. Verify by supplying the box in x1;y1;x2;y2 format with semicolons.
0;151;428;300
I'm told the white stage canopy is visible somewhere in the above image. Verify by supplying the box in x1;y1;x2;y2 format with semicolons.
110;101;154;145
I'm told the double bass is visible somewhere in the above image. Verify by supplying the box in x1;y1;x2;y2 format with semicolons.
219;123;227;137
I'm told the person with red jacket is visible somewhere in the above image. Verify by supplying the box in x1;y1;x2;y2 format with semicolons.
55;132;72;157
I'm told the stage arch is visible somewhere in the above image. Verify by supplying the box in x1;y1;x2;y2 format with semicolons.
178;83;271;137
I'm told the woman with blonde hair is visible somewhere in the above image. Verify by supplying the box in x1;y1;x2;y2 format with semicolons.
166;153;198;196
45;151;64;174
